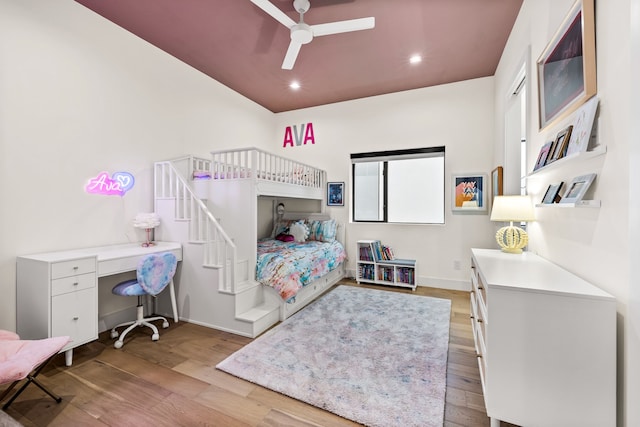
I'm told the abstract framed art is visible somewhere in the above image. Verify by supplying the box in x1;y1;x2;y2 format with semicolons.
451;173;487;214
327;182;344;206
537;0;596;130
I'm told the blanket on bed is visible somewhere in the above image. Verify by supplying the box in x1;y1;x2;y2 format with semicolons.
256;239;346;301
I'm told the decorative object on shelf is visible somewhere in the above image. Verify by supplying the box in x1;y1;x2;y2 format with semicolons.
491;166;503;204
533;141;554;171
560;173;596;204
537;0;596;130
542;182;564;204
490;195;535;254
565;96;600;157
133;212;160;247
547;125;574;163
327;182;344;206
452;173;487;213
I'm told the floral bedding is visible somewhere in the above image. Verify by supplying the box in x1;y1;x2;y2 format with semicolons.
256;239;347;302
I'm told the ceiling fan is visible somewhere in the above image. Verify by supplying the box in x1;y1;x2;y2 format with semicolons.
250;0;375;70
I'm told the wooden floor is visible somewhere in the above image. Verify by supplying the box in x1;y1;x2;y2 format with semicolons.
2;281;517;426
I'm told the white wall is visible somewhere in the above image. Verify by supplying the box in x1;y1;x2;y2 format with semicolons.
273;78;497;290
494;0;635;424
0;0;274;331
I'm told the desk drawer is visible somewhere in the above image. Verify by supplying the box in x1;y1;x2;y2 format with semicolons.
52;287;97;349
51;258;96;279
51;273;96;296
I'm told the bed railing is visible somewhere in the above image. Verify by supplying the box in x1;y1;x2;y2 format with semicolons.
154;160;237;293
209;147;325;189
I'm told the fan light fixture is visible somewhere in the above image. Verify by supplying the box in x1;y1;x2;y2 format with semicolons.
409;55;422;64
490;195;535;254
250;0;375;70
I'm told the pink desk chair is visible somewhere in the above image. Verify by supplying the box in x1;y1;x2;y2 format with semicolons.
0;330;70;410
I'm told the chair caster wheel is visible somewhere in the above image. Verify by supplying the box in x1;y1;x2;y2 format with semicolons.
114;340;123;349
162;321;169;329
152;333;159;341
110;330;119;339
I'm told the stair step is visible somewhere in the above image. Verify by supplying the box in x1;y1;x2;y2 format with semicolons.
236;302;279;323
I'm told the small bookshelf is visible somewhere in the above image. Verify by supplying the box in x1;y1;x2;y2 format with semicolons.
355;240;417;290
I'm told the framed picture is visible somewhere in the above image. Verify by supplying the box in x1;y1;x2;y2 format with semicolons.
560;173;596;204
537;0;596;130
491;166;503;204
327;182;344;206
451;173;487;213
533;141;553;171
547;125;574;163
542;182;564;204
565;96;599;157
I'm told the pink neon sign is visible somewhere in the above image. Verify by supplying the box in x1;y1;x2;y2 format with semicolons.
85;171;135;196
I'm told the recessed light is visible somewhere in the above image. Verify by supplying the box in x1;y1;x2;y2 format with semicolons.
409;55;422;64
290;81;301;90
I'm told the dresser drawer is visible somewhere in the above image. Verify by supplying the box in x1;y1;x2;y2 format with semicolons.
51;272;96;296
51;257;96;279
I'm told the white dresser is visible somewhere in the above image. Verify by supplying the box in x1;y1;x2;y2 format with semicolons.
470;248;616;427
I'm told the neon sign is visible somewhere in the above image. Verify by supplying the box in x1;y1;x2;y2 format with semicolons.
85;171;135;196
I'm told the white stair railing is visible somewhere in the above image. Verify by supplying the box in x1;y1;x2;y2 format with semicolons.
154;160;237;293
210;147;325;189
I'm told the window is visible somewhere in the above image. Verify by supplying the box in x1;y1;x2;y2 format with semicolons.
351;147;445;224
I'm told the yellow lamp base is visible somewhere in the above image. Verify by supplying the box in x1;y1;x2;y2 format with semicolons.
495;225;528;254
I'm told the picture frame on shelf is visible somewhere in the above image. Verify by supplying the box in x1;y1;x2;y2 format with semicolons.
548;125;574;163
452;173;487;213
491;166;503;204
537;0;596;130
565;96;599;157
542;182;564;204
533;141;553;171
327;181;345;206
560;173;596;204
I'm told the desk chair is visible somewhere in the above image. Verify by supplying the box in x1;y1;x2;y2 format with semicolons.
110;252;178;349
0;330;70;410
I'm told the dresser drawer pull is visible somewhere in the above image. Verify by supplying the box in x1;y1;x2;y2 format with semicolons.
73;266;79;270
73;317;79;320
477;318;483;323
73;282;79;286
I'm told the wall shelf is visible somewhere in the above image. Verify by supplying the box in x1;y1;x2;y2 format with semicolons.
535;200;601;208
526;145;607;179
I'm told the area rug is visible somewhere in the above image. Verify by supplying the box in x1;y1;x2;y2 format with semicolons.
216;285;451;427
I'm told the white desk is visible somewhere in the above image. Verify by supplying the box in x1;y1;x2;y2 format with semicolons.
16;242;182;365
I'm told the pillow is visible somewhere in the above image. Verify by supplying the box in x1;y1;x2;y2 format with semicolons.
289;220;310;243
307;219;337;242
275;233;294;242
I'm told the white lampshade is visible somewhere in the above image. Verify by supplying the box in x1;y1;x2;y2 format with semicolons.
490;196;535;254
490;195;535;222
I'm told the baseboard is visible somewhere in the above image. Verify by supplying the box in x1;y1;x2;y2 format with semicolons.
344;269;470;292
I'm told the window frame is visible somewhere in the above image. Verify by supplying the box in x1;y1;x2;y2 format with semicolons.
351;146;445;224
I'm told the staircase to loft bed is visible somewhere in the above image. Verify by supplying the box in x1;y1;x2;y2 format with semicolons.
153;147;326;338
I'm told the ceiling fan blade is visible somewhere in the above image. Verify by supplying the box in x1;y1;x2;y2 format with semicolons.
282;41;302;70
250;0;296;28
311;17;375;37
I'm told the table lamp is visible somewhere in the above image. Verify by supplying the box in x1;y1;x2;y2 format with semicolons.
133;213;160;247
490;195;535;254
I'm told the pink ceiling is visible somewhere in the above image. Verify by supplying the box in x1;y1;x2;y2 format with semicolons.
74;0;523;113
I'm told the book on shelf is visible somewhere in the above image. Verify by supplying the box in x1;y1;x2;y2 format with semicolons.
371;240;394;261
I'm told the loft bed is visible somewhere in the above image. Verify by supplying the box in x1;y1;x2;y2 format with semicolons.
194;148;347;321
